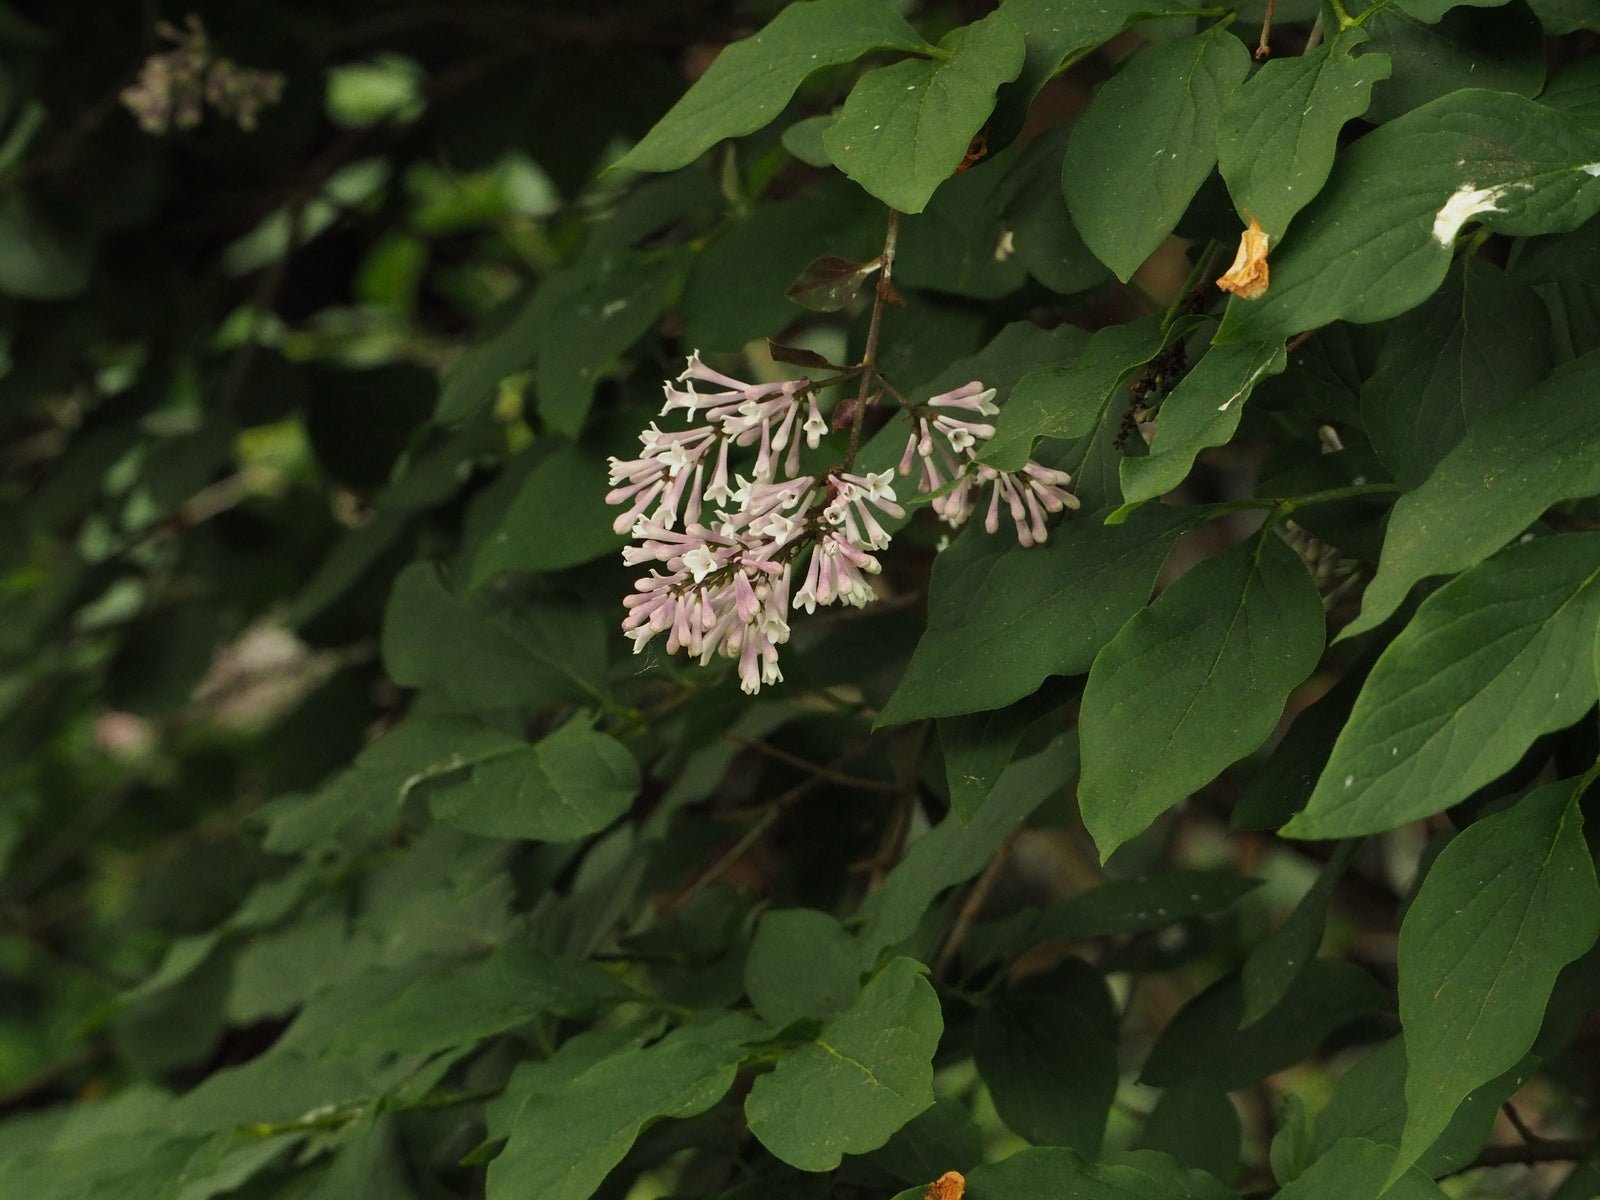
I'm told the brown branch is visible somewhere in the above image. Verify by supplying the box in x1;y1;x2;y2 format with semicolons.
1255;0;1278;58
934;829;1018;976
843;209;901;468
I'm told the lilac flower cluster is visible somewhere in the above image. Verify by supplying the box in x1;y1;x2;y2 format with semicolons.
609;355;1077;693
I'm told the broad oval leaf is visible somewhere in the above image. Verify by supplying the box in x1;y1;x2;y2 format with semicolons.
1276;1138;1446;1200
878;506;1187;725
974;962;1117;1152
1063;28;1250;282
487;1016;758;1200
745;957;942;1171
1290;533;1600;838
1218;90;1600;344
1240;843;1354;1027
1392;782;1599;1181
745;909;861;1027
1361;256;1551;488
1079;534;1326;861
1141;960;1389;1091
1118;336;1287;505
1217;32;1391;239
1344;350;1600;638
427;715;641;842
824;11;1026;215
983;315;1174;471
613;0;933;173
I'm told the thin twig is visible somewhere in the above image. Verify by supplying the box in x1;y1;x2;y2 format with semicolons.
1502;1102;1550;1146
934;829;1018;975
1255;0;1277;58
844;209;901;467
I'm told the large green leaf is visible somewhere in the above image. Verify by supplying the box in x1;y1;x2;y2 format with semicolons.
982;316;1174;471
824;11;1026;214
1287;535;1600;838
333;943;635;1055
1063;28;1250;281
878;507;1186;724
1079;534;1326;860
0;194;92;300
854;736;1076;962
1363;3;1543;126
744;909;861;1027
1141;961;1388;1091
1361;257;1551;488
1391;782;1600;1182
613;0;933;173
381;562;608;709
1134;1082;1240;1181
1032;870;1258;942
469;443;625;583
974;962;1117;1152
1276;1139;1446;1200
487;1016;759;1200
1240;843;1354;1027
745;957;942;1171
1118;336;1287;505
427;715;641;842
1314;1038;1535;1178
1343;351;1600;638
961;1146;1237;1200
1217;32;1391;239
1218;91;1600;344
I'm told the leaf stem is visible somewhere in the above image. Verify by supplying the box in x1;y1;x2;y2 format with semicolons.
844;209;901;468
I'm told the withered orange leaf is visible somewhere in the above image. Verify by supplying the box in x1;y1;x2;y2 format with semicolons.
923;1170;966;1200
1217;217;1270;300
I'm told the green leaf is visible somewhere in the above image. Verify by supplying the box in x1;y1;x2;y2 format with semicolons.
962;1146;1237;1200
1276;1139;1446;1200
975;962;1117;1153
1217;32;1391;239
381;562;607;709
613;0;932;172
1343;351;1600;638
939;699;1040;823
855;735;1076;962
487;1015;758;1200
997;128;1110;295
685;185;881;347
745;909;861;1027
1393;0;1514;19
1392;782;1600;1182
469;443;624;583
333;942;635;1055
867;1099;984;1183
1218;91;1600;345
534;247;687;436
428;715;641;842
1529;0;1600;32
745;957;942;1171
1362;257;1550;488
895;150;1030;298
1268;1092;1314;1186
991;0;1164;134
983;315;1173;471
1314;1038;1536;1178
1241;843;1354;1026
1079;534;1326;860
1286;534;1600;838
1118;336;1287;505
824;11;1026;214
1063;28;1250;281
1032;869;1258;942
879;507;1186;724
1363;3;1543;126
1141;960;1389;1090
1135;1082;1241;1181
0;194;91;299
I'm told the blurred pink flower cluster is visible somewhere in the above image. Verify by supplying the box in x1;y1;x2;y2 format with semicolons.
608;354;1077;693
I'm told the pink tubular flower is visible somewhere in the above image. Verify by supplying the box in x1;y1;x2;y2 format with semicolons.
612;357;1080;696
898;380;1079;545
